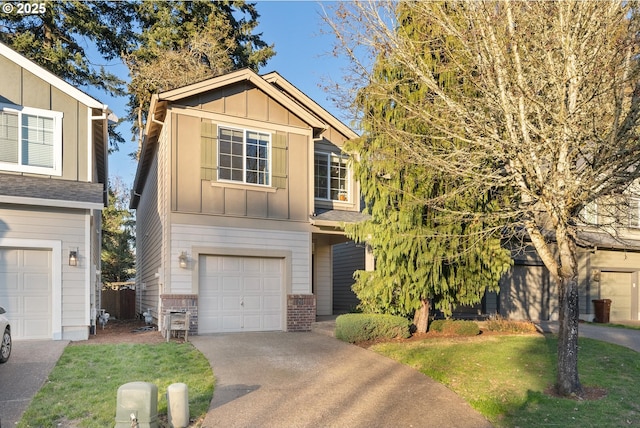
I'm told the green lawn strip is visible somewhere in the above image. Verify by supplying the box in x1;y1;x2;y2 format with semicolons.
18;342;214;428
372;335;640;427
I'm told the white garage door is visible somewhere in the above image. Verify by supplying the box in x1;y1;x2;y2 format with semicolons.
199;255;283;333
0;248;52;339
600;271;633;321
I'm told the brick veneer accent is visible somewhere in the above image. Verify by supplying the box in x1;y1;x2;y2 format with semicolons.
287;294;316;332
160;294;198;335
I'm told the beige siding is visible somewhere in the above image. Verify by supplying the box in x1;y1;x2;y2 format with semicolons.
314;236;333;316
172;112;311;221
0;55;96;183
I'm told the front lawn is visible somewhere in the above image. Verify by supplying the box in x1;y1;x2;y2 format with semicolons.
18;342;214;427
372;334;640;427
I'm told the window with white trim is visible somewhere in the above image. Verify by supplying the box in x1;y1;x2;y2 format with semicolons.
218;126;270;185
0;104;63;175
314;152;349;202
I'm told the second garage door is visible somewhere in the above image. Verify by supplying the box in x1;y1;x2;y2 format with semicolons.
0;248;52;340
198;255;283;333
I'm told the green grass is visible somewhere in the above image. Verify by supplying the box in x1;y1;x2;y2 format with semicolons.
18;343;214;427
372;334;640;427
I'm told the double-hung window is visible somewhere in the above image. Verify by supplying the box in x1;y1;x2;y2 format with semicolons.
218;126;270;186
314;152;349;202
0;104;62;175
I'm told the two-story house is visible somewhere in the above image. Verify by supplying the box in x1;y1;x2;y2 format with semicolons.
496;200;640;323
0;42;109;340
131;68;367;334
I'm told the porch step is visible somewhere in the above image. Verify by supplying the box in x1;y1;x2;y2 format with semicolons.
311;318;336;337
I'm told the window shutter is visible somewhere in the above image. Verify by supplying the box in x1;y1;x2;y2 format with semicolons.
201;121;217;181
272;133;288;189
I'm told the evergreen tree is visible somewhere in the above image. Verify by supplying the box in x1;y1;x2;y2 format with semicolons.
331;1;640;396
101;178;135;286
346;4;512;332
125;0;275;147
0;0;135;96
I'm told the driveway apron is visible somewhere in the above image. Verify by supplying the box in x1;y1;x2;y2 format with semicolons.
191;332;492;428
0;340;68;427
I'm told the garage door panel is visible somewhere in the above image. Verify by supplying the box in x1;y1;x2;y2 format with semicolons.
601;272;632;321
0;248;52;340
222;257;242;272
199;255;283;333
222;277;241;292
1;273;20;291
222;315;242;330
23;250;50;267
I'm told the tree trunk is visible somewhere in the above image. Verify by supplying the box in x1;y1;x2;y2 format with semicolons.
555;228;583;396
556;274;582;396
413;298;430;333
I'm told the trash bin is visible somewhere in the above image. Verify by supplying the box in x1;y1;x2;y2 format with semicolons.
592;299;612;323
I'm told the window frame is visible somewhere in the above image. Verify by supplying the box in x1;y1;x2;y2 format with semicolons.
217;125;271;187
0;103;63;176
314;151;350;203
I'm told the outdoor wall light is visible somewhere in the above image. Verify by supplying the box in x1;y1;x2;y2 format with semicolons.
69;249;78;266
178;251;189;269
591;269;601;282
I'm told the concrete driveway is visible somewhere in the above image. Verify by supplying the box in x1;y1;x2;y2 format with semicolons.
0;340;68;426
191;332;492;428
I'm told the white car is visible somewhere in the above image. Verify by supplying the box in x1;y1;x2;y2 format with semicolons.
0;306;11;363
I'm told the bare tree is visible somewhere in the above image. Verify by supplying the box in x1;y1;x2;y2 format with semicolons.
327;0;640;396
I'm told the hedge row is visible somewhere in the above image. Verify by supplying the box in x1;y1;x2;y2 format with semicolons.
484;317;538;333
429;319;480;336
335;313;411;343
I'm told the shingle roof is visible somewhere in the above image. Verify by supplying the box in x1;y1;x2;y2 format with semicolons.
0;174;104;205
310;208;370;225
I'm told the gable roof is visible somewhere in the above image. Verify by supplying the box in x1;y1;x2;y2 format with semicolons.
0;42;110;192
131;68;359;208
261;72;359;140
0;42;107;110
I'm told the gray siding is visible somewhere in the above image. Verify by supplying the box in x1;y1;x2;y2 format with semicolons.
135;152;164;319
332;242;363;314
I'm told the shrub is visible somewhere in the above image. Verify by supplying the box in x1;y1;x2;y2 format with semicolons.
428;319;480;336
335;313;410;343
485;317;538;334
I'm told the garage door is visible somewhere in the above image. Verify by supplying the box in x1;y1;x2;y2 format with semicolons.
600;271;634;321
0;248;52;339
199;255;283;333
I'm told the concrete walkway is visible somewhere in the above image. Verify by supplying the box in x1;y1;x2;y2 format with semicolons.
0;340;68;427
191;332;493;428
539;321;640;352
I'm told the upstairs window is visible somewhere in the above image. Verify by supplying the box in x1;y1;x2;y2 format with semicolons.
0;104;62;176
218;126;270;186
314;152;349;202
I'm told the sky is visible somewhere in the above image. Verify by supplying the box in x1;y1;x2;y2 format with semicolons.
102;1;351;185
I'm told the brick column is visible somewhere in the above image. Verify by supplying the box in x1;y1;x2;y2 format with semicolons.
287;294;316;332
160;294;198;335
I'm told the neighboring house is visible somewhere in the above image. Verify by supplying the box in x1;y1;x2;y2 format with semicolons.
496;202;640;323
0;42;109;340
131;68;369;334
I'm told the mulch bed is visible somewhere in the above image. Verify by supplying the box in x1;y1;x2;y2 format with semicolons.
70;319;168;345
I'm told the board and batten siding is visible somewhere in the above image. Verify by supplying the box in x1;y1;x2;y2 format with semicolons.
0;54;93;182
0;205;88;339
169;224;311;296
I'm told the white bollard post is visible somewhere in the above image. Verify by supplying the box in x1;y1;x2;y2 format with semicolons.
167;383;189;428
